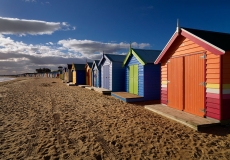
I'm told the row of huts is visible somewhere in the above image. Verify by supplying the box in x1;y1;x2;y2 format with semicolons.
18;71;60;78
61;26;230;122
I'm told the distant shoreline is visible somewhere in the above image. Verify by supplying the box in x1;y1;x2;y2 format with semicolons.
0;77;16;83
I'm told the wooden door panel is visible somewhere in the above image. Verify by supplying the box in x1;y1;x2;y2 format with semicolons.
168;57;184;110
73;71;76;84
129;65;134;94
184;53;205;117
133;65;138;95
103;65;109;89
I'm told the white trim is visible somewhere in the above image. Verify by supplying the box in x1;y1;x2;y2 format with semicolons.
155;31;178;63
181;29;225;54
161;84;167;88
206;88;220;94
98;55;104;66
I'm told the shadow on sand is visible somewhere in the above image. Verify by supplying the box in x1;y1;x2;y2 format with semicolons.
199;124;230;136
129;100;161;106
130;100;230;136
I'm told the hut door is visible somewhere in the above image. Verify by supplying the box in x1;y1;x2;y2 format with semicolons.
86;68;89;85
129;65;138;95
89;69;91;86
184;53;205;117
167;57;184;110
73;71;76;84
77;70;86;85
94;70;97;87
103;65;110;89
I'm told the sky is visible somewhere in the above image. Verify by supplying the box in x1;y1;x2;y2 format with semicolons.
0;0;230;74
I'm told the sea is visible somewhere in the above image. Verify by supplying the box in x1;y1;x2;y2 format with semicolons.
0;77;15;82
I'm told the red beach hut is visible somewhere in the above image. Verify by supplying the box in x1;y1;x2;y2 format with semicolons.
155;26;230;121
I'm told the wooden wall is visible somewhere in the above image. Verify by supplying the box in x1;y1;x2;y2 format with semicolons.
161;62;167;104
160;36;224;120
205;51;221;120
125;54;144;96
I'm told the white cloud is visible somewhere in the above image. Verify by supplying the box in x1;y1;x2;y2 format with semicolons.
46;42;53;45
58;39;150;58
0;17;75;35
0;35;150;74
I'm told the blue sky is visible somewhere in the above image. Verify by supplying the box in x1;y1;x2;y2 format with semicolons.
0;0;230;74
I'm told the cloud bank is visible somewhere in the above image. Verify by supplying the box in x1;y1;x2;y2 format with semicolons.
0;17;150;74
58;39;150;58
0;35;151;74
0;17;74;35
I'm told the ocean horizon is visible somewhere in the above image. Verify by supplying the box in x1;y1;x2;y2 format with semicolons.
0;77;15;82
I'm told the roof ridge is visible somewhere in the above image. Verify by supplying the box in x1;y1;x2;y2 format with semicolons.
182;27;230;35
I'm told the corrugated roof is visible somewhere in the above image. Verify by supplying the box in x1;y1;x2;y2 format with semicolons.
73;64;85;70
182;27;230;50
105;54;126;62
132;49;161;63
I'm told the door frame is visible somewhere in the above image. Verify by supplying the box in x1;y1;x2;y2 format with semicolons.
129;64;138;95
167;51;206;117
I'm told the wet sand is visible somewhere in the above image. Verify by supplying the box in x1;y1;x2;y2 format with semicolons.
0;78;230;159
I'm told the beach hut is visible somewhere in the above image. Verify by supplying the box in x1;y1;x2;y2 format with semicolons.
154;26;230;121
62;67;67;81
85;62;93;86
98;54;126;91
65;64;72;83
71;63;86;85
112;48;161;102
92;60;101;87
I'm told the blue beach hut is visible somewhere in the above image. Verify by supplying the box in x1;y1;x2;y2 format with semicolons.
92;60;101;87
98;54;126;91
112;48;161;102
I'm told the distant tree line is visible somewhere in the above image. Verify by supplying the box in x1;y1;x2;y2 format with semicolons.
35;68;51;73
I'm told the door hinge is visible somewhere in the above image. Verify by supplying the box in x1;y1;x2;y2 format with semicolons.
200;109;206;112
200;54;206;59
199;82;206;86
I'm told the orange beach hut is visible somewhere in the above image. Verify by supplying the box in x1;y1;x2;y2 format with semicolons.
155;26;230;121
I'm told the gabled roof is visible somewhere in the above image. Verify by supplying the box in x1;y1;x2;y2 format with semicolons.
98;54;126;66
155;27;230;64
92;60;100;70
86;62;93;68
123;48;161;66
72;63;85;70
182;27;230;51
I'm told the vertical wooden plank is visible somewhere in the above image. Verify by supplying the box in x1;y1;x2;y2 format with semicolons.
134;65;138;95
129;65;134;94
184;53;205;117
103;65;110;89
73;71;76;84
168;57;184;110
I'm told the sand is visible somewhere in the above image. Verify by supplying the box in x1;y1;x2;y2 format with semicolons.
0;77;230;160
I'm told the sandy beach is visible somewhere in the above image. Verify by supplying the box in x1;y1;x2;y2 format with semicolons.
0;78;230;159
